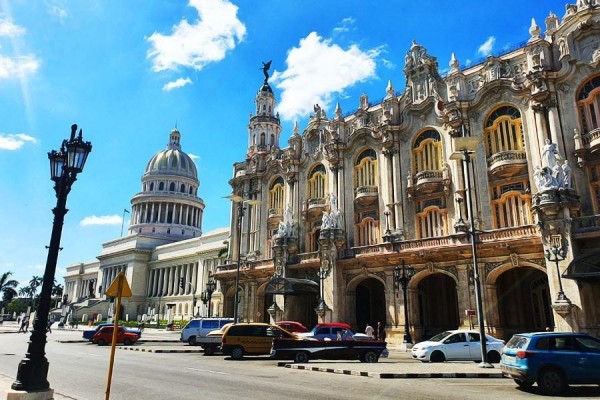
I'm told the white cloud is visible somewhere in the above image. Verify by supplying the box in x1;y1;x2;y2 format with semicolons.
147;0;246;72
478;36;495;56
332;17;355;35
272;32;379;121
0;54;41;79
0;133;37;150
188;153;199;161
162;77;192;91
0;18;25;37
49;6;68;20
80;215;122;227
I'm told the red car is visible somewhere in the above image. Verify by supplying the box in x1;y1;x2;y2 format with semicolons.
92;325;139;346
276;321;309;333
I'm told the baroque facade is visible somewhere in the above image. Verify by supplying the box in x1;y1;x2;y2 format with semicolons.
215;1;600;343
64;128;228;323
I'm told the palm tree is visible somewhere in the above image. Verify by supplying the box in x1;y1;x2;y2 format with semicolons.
0;271;19;305
51;281;63;308
28;276;43;309
18;286;33;308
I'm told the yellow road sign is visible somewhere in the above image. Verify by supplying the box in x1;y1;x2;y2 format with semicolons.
105;272;132;297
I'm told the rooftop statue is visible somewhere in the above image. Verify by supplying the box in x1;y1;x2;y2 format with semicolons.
261;60;272;83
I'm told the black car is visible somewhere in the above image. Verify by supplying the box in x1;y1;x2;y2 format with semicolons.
270;337;387;363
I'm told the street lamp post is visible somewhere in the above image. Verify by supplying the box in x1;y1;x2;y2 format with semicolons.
393;261;415;344
226;195;260;323
12;124;92;393
545;246;569;302
200;291;209;316
451;137;493;369
205;274;216;318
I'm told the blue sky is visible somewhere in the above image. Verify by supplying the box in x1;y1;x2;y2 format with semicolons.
0;0;566;288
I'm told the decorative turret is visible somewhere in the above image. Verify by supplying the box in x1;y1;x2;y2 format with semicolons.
248;60;282;159
403;41;440;104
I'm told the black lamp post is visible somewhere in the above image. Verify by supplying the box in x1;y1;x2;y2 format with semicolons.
544;246;569;302
393;261;415;344
205;274;216;317
226;195;260;323
200;291;209;316
12;124;91;392
451;138;493;369
315;262;332;313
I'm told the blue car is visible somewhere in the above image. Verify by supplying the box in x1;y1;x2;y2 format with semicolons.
82;323;142;341
500;332;600;395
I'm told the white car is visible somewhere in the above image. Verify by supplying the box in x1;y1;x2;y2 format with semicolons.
411;330;504;363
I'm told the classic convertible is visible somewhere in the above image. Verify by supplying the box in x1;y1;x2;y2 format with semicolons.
270;337;387;363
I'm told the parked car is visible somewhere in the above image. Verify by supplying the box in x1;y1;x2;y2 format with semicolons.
411;330;504;363
221;323;294;360
92;326;140;346
297;322;370;341
276;321;308;333
193;323;234;356
271;336;387;363
180;317;234;346
500;331;600;395
83;323;142;341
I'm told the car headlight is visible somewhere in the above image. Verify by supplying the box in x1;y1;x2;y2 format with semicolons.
421;346;431;351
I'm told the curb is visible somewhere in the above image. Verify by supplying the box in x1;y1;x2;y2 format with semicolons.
55;339;180;344
118;346;203;353
284;364;504;379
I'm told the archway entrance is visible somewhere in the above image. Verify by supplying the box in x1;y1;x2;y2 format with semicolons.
355;278;386;333
416;273;459;339
496;267;553;340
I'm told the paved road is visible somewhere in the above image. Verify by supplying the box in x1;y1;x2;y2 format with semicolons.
1;328;599;399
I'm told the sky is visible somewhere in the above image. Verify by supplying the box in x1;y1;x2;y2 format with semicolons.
0;0;568;289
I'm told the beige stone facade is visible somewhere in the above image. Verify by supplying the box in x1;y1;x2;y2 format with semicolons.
216;2;600;343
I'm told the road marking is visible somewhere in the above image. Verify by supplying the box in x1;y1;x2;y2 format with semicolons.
186;367;230;375
78;353;101;357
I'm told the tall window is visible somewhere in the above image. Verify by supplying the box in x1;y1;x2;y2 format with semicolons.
269;177;285;215
355;216;380;246
577;74;600;133
307;164;327;200
490;182;533;228
354;149;378;188
484;105;523;157
413;130;442;173
415;198;447;238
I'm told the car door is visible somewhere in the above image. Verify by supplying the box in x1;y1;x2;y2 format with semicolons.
467;332;485;360
443;333;470;360
574;335;600;382
315;327;331;340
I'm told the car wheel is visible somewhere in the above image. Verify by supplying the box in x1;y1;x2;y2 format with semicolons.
294;352;309;363
363;351;379;363
513;379;534;388
97;338;106;346
430;351;445;363
203;346;215;356
537;367;568;395
487;350;501;364
188;336;197;346
124;338;133;346
231;346;244;360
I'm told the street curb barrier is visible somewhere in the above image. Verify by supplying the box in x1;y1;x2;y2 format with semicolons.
118;346;203;353
284;364;505;379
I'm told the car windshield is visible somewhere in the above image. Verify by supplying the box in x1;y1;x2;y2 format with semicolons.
429;331;453;342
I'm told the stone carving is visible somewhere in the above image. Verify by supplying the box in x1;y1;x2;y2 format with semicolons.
275;205;296;239
533;141;573;192
542;139;559;169
320;194;343;230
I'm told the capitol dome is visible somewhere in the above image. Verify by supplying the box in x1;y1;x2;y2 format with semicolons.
145;128;197;179
129;127;205;239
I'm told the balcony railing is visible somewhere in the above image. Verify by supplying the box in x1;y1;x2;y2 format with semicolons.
572;215;600;233
487;150;527;167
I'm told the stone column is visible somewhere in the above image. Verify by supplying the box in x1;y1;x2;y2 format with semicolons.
391;149;402;230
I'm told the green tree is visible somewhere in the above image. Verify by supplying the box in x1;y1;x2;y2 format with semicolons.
27;276;43;309
51;281;63;308
0;271;19;306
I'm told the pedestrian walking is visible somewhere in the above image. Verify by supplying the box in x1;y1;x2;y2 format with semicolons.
18;316;30;333
376;321;387;342
47;318;53;333
365;323;374;339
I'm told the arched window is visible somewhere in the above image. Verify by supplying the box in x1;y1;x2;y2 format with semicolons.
354;149;378;188
484;105;523;157
413;130;442;173
158;182;164;191
307;164;327;200
577;74;600;133
270;134;275;146
189;187;193;195
490;182;533;228
415;198;447;238
260;132;265;145
149;182;154;191
169;182;175;191
269;177;285;216
355;217;380;246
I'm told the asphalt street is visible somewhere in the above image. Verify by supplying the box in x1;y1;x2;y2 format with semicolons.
1;325;599;399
